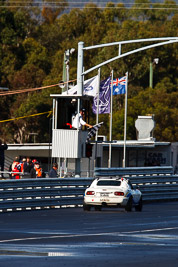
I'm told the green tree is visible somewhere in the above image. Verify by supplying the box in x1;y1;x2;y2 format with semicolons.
129;0;152;21
11;64;46;89
150;0;177;22
115;3;129;23
22;38;50;73
41;0;68;24
10;89;55;143
0;0;177;143
103;2;116;23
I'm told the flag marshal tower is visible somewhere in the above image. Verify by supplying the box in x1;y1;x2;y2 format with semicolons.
50;93;94;176
50;43;100;176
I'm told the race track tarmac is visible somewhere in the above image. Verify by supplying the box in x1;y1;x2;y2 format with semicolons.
0;202;178;267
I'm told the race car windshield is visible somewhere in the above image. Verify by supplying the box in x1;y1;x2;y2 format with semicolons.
97;180;121;186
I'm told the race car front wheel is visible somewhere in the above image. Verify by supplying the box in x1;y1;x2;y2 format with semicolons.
135;197;142;212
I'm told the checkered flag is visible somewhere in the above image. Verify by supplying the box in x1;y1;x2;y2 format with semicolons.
86;122;104;143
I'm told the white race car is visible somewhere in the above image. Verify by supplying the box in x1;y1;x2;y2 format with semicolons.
83;177;142;212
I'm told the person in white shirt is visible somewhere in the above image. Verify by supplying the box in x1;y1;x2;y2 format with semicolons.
72;109;93;129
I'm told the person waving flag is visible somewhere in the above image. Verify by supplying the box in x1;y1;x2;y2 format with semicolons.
86;122;104;144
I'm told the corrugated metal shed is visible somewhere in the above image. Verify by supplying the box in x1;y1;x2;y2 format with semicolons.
52;129;88;158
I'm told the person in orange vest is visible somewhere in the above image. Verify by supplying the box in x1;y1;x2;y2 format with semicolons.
30;161;45;178
11;157;22;179
32;159;37;165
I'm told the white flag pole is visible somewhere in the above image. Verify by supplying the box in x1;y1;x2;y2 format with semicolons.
108;70;113;168
123;72;128;168
94;68;100;169
95;68;100;141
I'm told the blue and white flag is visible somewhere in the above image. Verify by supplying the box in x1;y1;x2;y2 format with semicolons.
62;75;98;96
112;76;126;95
92;77;111;114
83;75;98;96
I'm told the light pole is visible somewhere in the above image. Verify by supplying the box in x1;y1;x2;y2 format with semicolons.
61;48;75;93
59;48;75;175
149;58;159;88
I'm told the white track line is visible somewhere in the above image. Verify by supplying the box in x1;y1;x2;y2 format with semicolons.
0;226;178;243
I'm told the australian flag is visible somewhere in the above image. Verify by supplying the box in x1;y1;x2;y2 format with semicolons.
92;77;111;114
112;76;126;95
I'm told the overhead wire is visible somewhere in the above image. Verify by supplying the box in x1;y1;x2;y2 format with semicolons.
1;1;177;4
0;111;53;123
0;79;77;96
0;1;177;9
0;5;177;10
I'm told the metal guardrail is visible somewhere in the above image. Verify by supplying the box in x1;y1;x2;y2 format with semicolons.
94;166;174;177
0;178;92;212
0;167;178;212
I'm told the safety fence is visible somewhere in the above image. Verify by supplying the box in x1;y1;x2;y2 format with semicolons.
94;166;174;177
0;166;178;212
0;178;90;212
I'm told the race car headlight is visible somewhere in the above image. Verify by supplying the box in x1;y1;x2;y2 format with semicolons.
114;192;124;196
86;191;95;195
